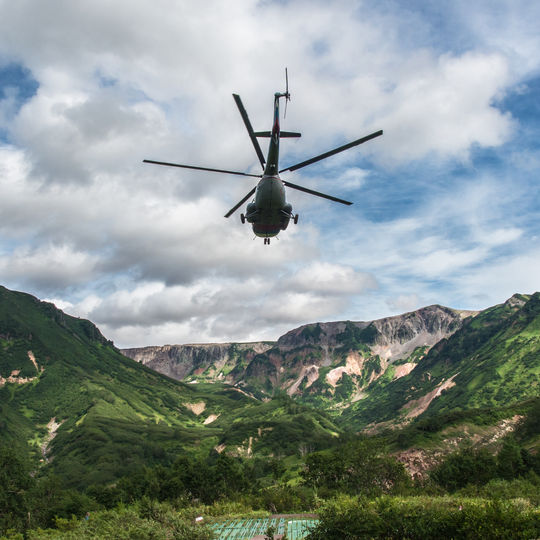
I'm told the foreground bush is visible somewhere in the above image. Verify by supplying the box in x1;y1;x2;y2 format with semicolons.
308;495;540;539
456;474;540;506
24;504;214;540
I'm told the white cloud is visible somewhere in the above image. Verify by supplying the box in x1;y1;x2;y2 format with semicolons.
0;243;99;290
283;262;377;296
375;52;514;164
387;294;422;314
0;0;539;347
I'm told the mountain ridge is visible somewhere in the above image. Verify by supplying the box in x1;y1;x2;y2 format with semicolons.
122;303;478;401
122;293;540;431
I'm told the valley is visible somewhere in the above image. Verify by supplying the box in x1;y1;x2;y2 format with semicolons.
0;285;539;538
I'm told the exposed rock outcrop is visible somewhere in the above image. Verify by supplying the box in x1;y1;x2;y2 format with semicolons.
122;305;477;402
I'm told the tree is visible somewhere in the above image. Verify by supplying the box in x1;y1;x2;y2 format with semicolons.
28;475;96;529
302;440;410;495
430;444;497;491
0;445;34;535
497;437;527;480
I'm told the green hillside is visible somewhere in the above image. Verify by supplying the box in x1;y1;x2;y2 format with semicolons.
0;286;342;489
341;293;540;430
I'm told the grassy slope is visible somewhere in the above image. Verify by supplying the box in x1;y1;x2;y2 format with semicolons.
0;287;342;488
340;293;540;430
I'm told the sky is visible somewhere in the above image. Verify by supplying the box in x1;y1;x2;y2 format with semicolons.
0;0;539;348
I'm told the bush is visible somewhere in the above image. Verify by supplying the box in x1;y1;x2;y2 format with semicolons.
302;440;410;496
456;475;540;506
25;504;214;540
0;445;34;535
430;444;497;491
431;438;540;492
253;484;316;514
308;495;540;539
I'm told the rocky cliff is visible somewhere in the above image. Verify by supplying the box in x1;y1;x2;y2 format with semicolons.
122;304;477;402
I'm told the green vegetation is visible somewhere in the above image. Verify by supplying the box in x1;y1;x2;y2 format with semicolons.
394;345;429;365
3;427;540;538
334;372;355;400
302;439;411;497
430;438;540;491
308;495;539;539
389;400;536;450
336;321;377;355
300;323;323;343
1;286;539;538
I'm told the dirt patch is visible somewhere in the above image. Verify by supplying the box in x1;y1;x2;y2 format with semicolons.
464;415;524;447
231;386;259;400
203;414;220;425
326;352;366;387
287;365;319;395
395;415;524;479
393;363;415;379
394;448;444;479
0;370;38;387
401;373;458;418
184;402;206;415
28;350;42;373
0;351;44;387
484;415;523;444
41;417;65;463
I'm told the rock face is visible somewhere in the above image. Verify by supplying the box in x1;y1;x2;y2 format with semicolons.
123;342;273;383
277;305;472;359
122;305;476;402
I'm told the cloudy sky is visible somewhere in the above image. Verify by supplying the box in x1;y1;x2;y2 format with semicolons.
0;0;539;347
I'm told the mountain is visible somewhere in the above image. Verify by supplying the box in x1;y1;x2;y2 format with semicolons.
123;304;474;402
123;294;540;431
342;292;540;430
1;284;538;493
0;286;342;488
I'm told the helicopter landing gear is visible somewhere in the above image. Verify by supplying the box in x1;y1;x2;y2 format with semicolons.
240;213;245;224
264;238;270;245
293;214;299;224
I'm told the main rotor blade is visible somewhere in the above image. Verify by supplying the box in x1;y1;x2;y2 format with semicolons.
283;180;353;206
143;160;262;178
224;186;257;218
280;129;383;173
232;94;266;169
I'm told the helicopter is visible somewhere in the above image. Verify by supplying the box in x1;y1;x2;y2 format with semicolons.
144;72;382;245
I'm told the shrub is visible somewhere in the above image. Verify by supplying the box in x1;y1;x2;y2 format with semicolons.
25;504;214;540
430;444;497;491
308;495;540;539
0;445;34;536
302;440;410;496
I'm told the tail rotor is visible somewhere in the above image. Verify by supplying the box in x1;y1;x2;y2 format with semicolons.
284;67;291;119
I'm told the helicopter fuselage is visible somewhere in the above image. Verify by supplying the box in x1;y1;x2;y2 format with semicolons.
243;93;294;240
245;175;292;237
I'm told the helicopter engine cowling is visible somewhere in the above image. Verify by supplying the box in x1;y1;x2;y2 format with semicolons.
280;203;293;230
245;202;258;223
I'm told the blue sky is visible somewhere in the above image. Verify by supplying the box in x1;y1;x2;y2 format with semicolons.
0;0;539;347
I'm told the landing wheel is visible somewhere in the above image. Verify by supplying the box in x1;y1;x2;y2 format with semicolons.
240;213;245;224
264;238;270;245
294;214;299;224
